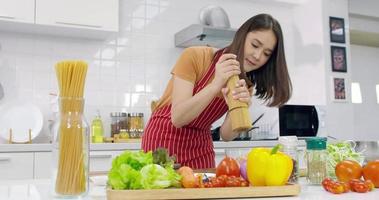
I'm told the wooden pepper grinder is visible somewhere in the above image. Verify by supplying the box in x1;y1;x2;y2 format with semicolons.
226;75;252;132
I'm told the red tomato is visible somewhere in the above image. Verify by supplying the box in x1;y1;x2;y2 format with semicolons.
337;181;350;193
322;178;333;190
335;160;362;182
225;178;241;187
362;160;379;188
328;182;344;194
353;182;369;193
349;179;361;192
210;177;225;187
364;180;375;191
216;157;240;177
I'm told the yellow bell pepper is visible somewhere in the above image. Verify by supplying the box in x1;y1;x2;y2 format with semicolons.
246;145;293;186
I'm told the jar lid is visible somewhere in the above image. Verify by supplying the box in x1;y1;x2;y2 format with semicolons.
305;137;327;150
278;136;298;147
110;112;122;117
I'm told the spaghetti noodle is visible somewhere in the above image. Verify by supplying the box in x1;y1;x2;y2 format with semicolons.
55;60;88;195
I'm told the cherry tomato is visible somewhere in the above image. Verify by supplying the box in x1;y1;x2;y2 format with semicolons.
322;178;333;189
328;181;344;194
240;180;249;187
349;179;361;192
225;178;241;187
363;160;379;188
364;180;375;191
335;160;362;183
216;157;240;177
204;182;213;188
353;182;369;193
210;177;225;187
337;181;350;193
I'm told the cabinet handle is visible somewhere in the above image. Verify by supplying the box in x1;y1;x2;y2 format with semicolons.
0;15;15;20
90;155;112;159
55;21;102;29
0;156;11;162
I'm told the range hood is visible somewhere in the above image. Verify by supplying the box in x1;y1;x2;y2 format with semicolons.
175;24;236;48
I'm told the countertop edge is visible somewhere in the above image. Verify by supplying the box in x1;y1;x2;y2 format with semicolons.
0;140;306;153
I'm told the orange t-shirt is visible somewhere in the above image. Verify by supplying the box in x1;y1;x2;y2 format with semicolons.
151;46;217;111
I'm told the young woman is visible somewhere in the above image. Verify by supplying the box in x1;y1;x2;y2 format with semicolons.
142;14;292;169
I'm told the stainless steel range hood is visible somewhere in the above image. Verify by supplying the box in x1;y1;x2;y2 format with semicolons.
174;24;236;48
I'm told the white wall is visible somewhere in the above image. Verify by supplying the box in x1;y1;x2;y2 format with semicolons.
351;45;379;140
322;0;355;140
0;0;344;143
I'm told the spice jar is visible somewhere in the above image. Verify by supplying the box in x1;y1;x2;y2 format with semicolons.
128;113;144;138
137;113;144;137
278;136;299;184
305;137;327;185
110;112;121;137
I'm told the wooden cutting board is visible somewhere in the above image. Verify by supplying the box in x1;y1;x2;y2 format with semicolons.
107;184;301;200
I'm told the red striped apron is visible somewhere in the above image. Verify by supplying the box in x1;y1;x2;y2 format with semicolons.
141;49;228;169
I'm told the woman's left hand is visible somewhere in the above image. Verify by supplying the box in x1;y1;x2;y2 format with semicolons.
221;79;252;106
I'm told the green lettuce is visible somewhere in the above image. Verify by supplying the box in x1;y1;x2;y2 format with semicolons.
108;150;181;190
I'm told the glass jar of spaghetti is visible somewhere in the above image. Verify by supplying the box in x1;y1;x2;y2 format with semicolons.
52;97;89;198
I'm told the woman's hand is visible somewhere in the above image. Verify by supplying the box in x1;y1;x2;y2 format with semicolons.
211;53;241;91
221;79;252;106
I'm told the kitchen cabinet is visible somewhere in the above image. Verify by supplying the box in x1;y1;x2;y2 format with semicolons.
215;148;226;165
90;151;123;172
0;0;118;39
34;152;52;179
0;153;34;180
0;0;34;23
36;0;118;32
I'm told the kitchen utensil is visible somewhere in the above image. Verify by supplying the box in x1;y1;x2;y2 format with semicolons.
235;113;264;140
199;5;231;28
0;101;43;143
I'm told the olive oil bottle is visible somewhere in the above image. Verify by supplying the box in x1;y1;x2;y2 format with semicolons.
91;110;104;143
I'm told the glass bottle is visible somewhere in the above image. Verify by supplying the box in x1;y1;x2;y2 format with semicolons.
278;136;299;184
91;110;104;143
305;137;327;185
52;97;89;198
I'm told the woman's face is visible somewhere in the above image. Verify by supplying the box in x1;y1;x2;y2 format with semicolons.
243;29;277;72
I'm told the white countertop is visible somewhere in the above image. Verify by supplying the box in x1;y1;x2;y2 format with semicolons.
0;140;300;153
0;178;378;200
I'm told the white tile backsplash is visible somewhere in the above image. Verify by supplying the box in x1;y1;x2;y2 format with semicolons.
0;0;332;143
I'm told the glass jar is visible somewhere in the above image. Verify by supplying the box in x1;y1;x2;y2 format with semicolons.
305;137;327;185
137;113;144;137
110;112;121;137
120;112;128;131
52;97;89;198
278;136;299;184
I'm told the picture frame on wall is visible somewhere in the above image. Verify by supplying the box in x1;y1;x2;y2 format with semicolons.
329;17;345;43
331;46;347;72
332;77;347;102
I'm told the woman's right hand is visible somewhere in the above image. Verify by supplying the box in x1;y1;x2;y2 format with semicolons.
211;53;241;91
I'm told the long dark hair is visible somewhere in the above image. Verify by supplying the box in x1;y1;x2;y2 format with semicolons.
226;14;292;107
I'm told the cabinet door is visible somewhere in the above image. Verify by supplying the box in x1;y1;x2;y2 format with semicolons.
0;0;34;23
214;149;226;165
0;153;34;180
90;151;122;172
36;0;118;31
34;152;52;179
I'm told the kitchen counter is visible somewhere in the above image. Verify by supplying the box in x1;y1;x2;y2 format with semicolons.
0;140;305;152
0;178;378;200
